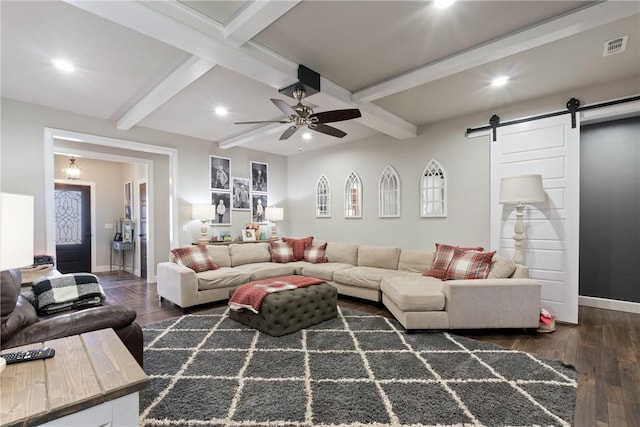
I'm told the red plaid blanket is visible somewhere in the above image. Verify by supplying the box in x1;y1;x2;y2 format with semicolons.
229;275;325;314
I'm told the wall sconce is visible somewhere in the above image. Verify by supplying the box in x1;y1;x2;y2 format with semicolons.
66;157;81;180
499;174;545;265
265;207;284;240
191;204;216;244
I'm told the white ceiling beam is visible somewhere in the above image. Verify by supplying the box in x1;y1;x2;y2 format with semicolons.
218;123;287;149
224;1;301;47
65;0;416;142
117;55;216;130
354;1;640;103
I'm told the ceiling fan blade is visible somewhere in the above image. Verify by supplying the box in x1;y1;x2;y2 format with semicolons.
271;98;298;117
280;125;300;140
309;123;347;138
310;108;361;124
234;120;290;124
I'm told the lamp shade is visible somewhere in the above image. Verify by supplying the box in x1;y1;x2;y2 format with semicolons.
265;207;284;221
499;174;545;204
1;193;34;270
191;203;216;220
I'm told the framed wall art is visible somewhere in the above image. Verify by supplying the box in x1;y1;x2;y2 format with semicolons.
124;181;133;220
251;193;268;223
210;191;231;225
232;177;250;210
210;156;230;190
251;161;268;193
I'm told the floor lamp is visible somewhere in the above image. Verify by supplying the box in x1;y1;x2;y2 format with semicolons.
499;174;545;265
191;204;216;244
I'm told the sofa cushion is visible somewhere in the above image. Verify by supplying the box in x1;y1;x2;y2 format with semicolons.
445;249;496;280
270;241;296;263
425;243;484;280
398;249;434;273
282;236;313;261
300;262;354;281
229;242;271;267
325;242;359;265
380;276;445;312
171;245;219;273
487;256;517;279
333;266;400;290
232;262;297;281
196;268;250;291
357;245;401;270
206;245;231;268
304;243;328;264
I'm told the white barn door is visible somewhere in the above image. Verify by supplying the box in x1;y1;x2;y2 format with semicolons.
490;115;579;324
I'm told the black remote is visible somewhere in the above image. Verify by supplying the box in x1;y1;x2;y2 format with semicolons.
2;348;55;364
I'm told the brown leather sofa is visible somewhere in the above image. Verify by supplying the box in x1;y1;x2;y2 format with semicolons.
0;269;144;367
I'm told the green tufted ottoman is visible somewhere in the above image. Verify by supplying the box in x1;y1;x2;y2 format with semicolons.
228;281;337;336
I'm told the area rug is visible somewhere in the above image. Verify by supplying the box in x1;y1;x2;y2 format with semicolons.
139;306;577;427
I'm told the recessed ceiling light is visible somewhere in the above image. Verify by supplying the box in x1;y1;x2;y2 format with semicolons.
214;106;228;116
491;76;509;87
434;0;455;9
302;132;312;140
52;59;75;73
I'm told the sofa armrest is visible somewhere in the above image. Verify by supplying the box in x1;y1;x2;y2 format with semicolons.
442;278;541;329
157;261;198;308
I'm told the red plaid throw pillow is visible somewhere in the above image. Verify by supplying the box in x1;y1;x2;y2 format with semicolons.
424;243;484;280
445;248;496;280
282;236;313;261
270;241;296;263
170;245;218;273
304;243;328;264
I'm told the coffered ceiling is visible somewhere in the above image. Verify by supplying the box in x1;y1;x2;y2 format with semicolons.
2;1;639;156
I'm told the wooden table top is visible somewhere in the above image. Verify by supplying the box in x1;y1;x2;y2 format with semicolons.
0;328;149;427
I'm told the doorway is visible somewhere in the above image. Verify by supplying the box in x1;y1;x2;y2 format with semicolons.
55;183;92;273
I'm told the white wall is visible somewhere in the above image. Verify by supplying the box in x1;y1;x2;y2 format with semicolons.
286;77;639;251
1;99;288;276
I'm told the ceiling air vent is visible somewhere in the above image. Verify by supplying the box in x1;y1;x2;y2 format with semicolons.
603;35;628;57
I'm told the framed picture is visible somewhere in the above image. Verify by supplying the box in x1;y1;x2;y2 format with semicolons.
251;161;268;193
232;177;250;210
241;228;256;241
124;181;133;220
251;193;268;223
210;191;231;225
210;156;231;190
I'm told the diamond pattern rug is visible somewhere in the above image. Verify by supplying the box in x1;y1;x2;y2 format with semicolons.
139;306;577;426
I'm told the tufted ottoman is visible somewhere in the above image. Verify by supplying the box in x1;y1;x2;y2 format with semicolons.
229;281;337;336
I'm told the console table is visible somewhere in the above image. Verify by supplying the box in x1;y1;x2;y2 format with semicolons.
0;329;149;427
110;240;135;272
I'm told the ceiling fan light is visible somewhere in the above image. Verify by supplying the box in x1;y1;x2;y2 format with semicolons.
302;132;312;140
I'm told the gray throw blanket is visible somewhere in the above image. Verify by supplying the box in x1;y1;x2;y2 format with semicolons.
32;273;106;315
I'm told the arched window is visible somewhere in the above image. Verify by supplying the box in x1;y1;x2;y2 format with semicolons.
316;175;331;217
379;165;400;217
344;171;362;218
420;159;447;217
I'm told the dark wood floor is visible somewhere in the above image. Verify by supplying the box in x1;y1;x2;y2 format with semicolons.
98;272;639;427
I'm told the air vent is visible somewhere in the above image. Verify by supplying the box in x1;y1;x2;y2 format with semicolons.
603;35;628;57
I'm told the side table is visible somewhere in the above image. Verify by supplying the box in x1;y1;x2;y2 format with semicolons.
110;240;135;272
0;328;149;427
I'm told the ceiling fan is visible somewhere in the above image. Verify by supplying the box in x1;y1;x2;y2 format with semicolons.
234;85;361;140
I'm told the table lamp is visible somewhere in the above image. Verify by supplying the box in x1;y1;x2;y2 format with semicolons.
265;207;284;240
1;193;35;373
191;204;216;244
498;174;545;265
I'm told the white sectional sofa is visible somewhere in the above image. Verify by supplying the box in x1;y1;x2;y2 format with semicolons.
156;241;541;331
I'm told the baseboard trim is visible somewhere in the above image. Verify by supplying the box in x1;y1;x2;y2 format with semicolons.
579;295;640;314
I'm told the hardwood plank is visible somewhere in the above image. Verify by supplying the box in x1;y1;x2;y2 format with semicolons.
0;343;47;427
81;328;149;398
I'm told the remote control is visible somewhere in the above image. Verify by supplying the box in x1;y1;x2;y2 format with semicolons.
2;348;55;364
